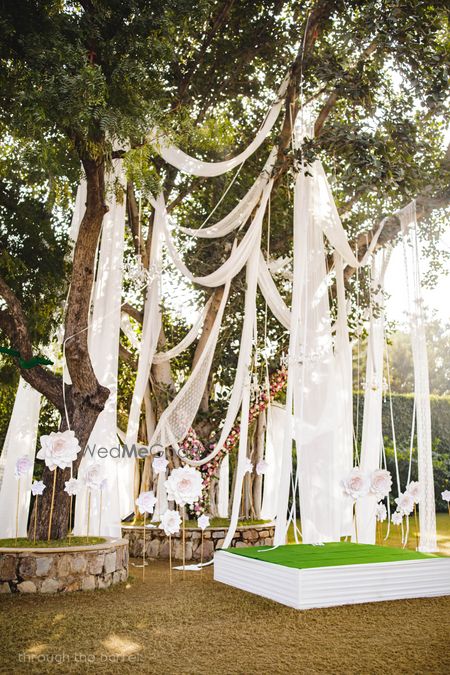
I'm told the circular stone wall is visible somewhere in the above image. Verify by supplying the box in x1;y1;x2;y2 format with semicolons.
0;537;128;594
122;524;275;562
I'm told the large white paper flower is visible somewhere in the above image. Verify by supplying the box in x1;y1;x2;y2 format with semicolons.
31;480;46;496
152;456;169;475
136;490;157;515
406;481;420;504
391;510;403;526
376;502;387;522
160;509;181;536
243;458;253;475
197;514;210;531
64;477;82;496
81;462;105;491
14;456;32;479
342;467;369;500
37;429;81;471
441;489;450;502
370;469;392;499
256;459;269;476
165;466;203;506
395;491;414;516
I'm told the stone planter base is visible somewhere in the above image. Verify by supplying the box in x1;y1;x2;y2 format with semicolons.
122;524;275;562
0;537;128;594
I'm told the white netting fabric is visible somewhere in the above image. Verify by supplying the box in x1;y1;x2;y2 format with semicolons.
398;201;437;552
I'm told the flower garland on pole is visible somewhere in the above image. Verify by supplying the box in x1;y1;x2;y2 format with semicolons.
179;366;288;516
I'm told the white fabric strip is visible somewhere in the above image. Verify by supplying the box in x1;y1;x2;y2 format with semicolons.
0;378;41;537
260;403;286;520
149;79;288;177
153;297;212;363
217;453;229;518
163;181;273;287
398;202;437;552
257;253;291;329
179;147;277;238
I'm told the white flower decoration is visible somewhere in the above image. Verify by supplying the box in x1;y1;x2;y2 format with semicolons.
81;462;105;491
391;510;403;526
370;469;392;500
31;480;46;496
256;459;269;476
441;489;450;502
152;456;169;475
376;502;387;522
136;490;157;515
165;466;203;506
100;478;108;491
406;481;420;504
243;458;253;475
160;509;181;536
64;477;82;496
14;456;32;479
342;467;369;500
37;429;81;471
197;514;210;531
395;491;415;516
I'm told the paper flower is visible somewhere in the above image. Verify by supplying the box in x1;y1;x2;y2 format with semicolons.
395;491;415;516
152;455;169;475
136;490;157;515
37;429;81;471
441;489;450;502
31;480;46;496
391;511;403;526
376;502;387;522
370;469;392;499
342;467;369;500
64;477;81;496
256;459;269;476
81;462;105;491
160;509;181;536
14;456;32;479
197;514;210;531
100;478;108;491
406;481;420;504
243;458;253;475
165;466;203;506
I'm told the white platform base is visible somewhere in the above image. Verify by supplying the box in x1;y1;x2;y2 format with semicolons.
214;551;450;610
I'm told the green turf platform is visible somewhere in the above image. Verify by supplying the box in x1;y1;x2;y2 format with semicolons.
222;541;443;569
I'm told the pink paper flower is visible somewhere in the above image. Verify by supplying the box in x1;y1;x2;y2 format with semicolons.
395;492;414;516
165;466;203;506
81;462;105;491
152;456;169;475
14;456;32;479
64;477;81;496
256;459;269;475
37;429;81;471
376;502;387;522
406;481;420;504
342;467;369;500
370;469;392;499
135;490;157;515
31;480;46;496
441;489;450;503
160;509;181;536
197;514;210;530
391;511;403;526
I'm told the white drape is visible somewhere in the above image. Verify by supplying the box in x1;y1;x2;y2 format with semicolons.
399;202;437;552
150;78;287;177
0;378;41;537
356;250;389;543
261;403;286;521
217;454;229;518
74;159;129;536
257;254;291;330
334;254;354;536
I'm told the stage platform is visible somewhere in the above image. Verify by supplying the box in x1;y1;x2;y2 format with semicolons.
214;542;450;609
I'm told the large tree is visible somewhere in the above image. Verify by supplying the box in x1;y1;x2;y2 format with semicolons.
0;0;448;537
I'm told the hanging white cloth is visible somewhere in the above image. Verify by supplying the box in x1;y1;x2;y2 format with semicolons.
74;159;129;536
149;79;288;177
222;241;260;548
261;403;286;521
163;181;272;287
0;378;41;537
334;254;354;536
257;253;291;329
217;454;229;518
398;201;437;552
153;296;212;363
356;249;390;543
178;148;277;238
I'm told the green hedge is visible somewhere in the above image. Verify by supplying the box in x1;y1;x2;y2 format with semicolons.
354;392;450;511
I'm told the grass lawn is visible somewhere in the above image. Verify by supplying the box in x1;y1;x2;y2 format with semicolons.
0;513;448;674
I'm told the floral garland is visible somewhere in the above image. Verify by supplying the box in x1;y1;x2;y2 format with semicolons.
179;366;288;515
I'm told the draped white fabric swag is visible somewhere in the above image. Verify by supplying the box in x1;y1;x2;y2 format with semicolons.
0;379;41;537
